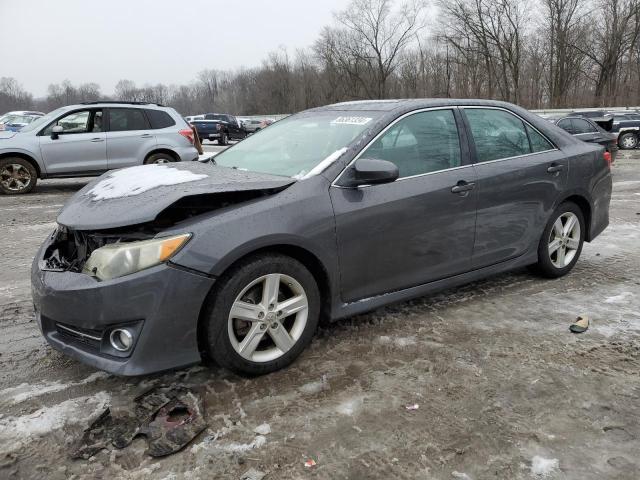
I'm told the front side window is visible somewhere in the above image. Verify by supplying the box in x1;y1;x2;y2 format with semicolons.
42;109;102;136
362;109;461;178
108;108;150;132
465;109;531;162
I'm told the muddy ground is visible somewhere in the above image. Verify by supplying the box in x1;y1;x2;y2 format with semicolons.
0;151;639;480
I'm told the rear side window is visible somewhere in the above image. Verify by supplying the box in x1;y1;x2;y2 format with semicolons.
108;108;150;131
465;109;530;162
146;109;176;129
572;118;596;134
557;118;575;134
526;124;554;152
363;109;461;178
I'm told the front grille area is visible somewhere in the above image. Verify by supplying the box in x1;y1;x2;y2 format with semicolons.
55;322;103;351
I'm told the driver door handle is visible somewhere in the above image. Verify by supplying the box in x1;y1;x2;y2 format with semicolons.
140;134;153;138
90;138;104;142
547;164;565;173
451;181;476;194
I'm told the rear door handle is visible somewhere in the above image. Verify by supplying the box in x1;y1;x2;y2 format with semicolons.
547;164;565;173
140;134;153;138
90;138;104;142
451;181;476;194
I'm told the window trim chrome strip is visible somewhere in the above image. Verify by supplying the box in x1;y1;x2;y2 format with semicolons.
331;105;560;189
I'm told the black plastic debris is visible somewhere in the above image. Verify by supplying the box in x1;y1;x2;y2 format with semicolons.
72;386;207;459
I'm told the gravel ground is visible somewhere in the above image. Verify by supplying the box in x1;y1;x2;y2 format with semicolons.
0;151;638;480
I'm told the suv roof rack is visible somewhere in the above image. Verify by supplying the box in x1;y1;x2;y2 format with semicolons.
79;101;165;106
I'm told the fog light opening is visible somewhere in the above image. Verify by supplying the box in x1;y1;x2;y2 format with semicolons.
109;328;133;352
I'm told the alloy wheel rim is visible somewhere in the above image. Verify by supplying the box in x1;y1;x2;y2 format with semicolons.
623;136;637;148
0;164;31;192
227;273;308;363
548;212;581;268
154;158;171;164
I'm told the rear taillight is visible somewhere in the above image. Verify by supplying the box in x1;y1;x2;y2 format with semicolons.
603;151;612;168
179;128;195;145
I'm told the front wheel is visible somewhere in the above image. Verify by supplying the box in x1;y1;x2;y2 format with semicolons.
218;132;228;146
0;157;38;195
618;132;638;149
202;254;320;376
530;202;585;278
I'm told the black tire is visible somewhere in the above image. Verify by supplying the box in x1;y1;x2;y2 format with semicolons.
202;253;321;376
0;157;38;195
529;201;585;278
618;132;638;150
218;132;228;146
144;152;175;165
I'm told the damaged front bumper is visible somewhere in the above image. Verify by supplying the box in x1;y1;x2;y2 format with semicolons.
31;237;215;376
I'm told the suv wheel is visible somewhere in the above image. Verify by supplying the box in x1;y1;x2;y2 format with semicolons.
218;132;228;146
618;132;638;149
530;202;585;278
0;157;37;195
202;253;320;376
144;153;174;165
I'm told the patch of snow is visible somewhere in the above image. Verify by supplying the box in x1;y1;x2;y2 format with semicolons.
452;472;473;480
377;335;416;347
298;375;329;395
530;456;559;476
300;147;348;179
604;292;633;304
86;165;208;201
0;392;110;452
217;435;267;453
253;423;271;435
336;396;364;416
0;371;109;405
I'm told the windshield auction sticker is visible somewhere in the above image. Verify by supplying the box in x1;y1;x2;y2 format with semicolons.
330;116;372;126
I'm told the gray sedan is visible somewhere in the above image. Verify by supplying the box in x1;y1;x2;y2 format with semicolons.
31;99;611;376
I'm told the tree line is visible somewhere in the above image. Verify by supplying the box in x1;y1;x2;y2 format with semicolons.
2;0;640;116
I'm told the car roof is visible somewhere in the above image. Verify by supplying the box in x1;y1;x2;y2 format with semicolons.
314;98;527;112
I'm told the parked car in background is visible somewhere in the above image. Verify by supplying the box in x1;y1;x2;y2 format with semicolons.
31;99;611;376
0;111;45;131
552;116;618;162
203;113;247;144
242;119;264;133
0;101;198;194
190;119;223;144
608;114;640;149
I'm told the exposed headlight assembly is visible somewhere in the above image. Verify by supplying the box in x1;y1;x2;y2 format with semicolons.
82;233;191;281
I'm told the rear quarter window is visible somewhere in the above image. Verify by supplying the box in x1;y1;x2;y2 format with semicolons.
146;109;176;129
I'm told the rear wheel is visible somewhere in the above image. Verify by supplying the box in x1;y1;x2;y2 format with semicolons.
202;253;320;376
144;152;174;165
0;157;37;195
618;132;638;149
530;202;585;278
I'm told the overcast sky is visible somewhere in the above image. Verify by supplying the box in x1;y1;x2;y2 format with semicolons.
0;0;350;97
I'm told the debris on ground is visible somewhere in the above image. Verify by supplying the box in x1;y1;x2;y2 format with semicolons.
304;458;317;468
405;403;420;411
240;467;266;480
72;386;206;459
253;423;271;435
570;315;590;333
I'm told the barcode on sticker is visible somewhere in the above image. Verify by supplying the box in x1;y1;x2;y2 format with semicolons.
331;116;372;125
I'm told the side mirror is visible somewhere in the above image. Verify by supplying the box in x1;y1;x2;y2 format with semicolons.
51;125;63;140
340;158;399;187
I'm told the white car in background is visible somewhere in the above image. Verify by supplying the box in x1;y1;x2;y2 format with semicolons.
0;111;45;131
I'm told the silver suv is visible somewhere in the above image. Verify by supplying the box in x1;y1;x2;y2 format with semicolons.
0;102;199;194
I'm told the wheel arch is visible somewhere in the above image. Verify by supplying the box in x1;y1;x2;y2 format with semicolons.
196;243;333;357
0;152;42;178
557;193;593;241
144;148;179;163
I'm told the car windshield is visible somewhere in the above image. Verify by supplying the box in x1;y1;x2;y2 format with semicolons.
19;107;68;133
214;111;380;178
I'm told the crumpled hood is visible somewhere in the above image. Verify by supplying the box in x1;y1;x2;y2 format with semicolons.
0;131;18;139
57;162;295;230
